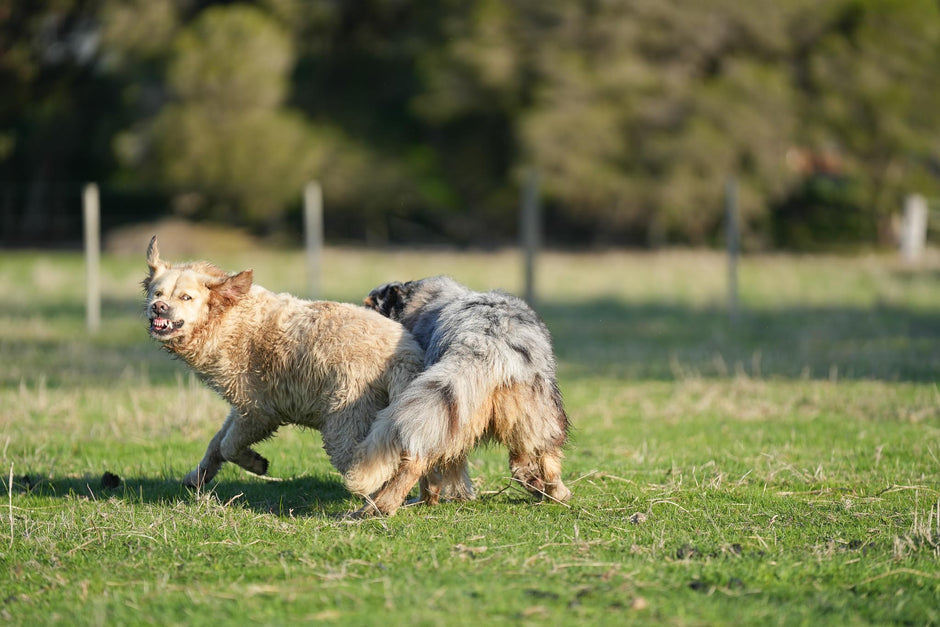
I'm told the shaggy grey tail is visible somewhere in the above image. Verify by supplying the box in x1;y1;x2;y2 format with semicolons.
343;404;404;496
344;335;425;496
343;363;476;495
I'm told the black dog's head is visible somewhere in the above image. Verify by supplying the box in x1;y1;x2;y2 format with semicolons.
364;281;410;321
365;276;459;324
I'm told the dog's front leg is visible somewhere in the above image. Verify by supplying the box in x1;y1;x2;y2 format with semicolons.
183;409;236;488
217;410;272;477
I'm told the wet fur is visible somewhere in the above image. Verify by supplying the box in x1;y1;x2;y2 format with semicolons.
346;276;571;516
142;236;425;498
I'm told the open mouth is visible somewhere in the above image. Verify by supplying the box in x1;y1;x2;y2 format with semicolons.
150;316;184;337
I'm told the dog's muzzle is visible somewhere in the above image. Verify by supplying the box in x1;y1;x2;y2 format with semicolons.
149;301;183;336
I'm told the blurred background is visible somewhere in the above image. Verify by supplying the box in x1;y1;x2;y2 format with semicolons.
2;0;940;251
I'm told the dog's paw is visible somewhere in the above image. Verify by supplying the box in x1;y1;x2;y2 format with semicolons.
546;482;572;504
443;483;476;502
347;496;404;518
182;469;204;489
346;504;382;519
255;455;269;476
241;451;269;476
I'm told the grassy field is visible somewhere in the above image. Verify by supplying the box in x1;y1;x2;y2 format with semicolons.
1;241;939;625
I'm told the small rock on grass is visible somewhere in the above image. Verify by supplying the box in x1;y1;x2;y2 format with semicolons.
100;471;121;490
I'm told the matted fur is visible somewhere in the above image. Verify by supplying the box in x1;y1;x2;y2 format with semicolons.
142;236;425;496
345;275;571;516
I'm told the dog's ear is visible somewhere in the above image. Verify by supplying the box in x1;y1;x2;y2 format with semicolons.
143;235;169;291
365;282;396;315
207;269;253;309
227;269;254;296
146;236;165;272
365;282;408;320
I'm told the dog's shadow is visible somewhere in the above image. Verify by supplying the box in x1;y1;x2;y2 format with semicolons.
11;472;539;519
11;472;356;518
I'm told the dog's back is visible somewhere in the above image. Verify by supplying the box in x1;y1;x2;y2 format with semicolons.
395;278;567;457
177;285;423;431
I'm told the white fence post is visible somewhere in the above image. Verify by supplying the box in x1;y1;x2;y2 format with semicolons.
521;168;541;308
900;194;928;263
304;181;323;299
726;177;740;324
83;183;100;333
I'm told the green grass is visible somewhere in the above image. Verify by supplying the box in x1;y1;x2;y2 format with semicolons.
2;244;939;625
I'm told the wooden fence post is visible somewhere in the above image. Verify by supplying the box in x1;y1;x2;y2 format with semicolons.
521;169;541;308
725;177;739;324
900;194;928;263
304;181;324;299
83;183;100;333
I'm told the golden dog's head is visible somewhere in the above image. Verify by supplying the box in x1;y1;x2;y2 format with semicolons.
143;236;253;343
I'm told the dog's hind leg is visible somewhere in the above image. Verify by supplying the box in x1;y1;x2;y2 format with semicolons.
537;449;571;503
356;455;426;517
444;457;475;500
503;379;571;503
418;466;445;505
183;409;235;488
505;400;572;503
509;451;544;497
421;456;474;503
321;401;378;477
508;449;571;503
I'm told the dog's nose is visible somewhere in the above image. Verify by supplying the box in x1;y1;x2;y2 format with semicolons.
152;300;169;315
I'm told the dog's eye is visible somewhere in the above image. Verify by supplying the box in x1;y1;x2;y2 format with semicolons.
180;294;191;301
154;291;163;297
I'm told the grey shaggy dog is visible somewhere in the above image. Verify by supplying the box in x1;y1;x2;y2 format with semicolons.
345;275;571;516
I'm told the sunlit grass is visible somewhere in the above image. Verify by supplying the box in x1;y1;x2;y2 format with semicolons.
1;244;939;624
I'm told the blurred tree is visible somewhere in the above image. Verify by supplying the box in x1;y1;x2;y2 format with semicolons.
415;0;806;245
99;0;179;66
413;0;940;247
0;0;124;242
121;1;428;239
128;5;317;230
282;0;467;242
796;0;940;244
4;0;940;247
99;0;181;180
